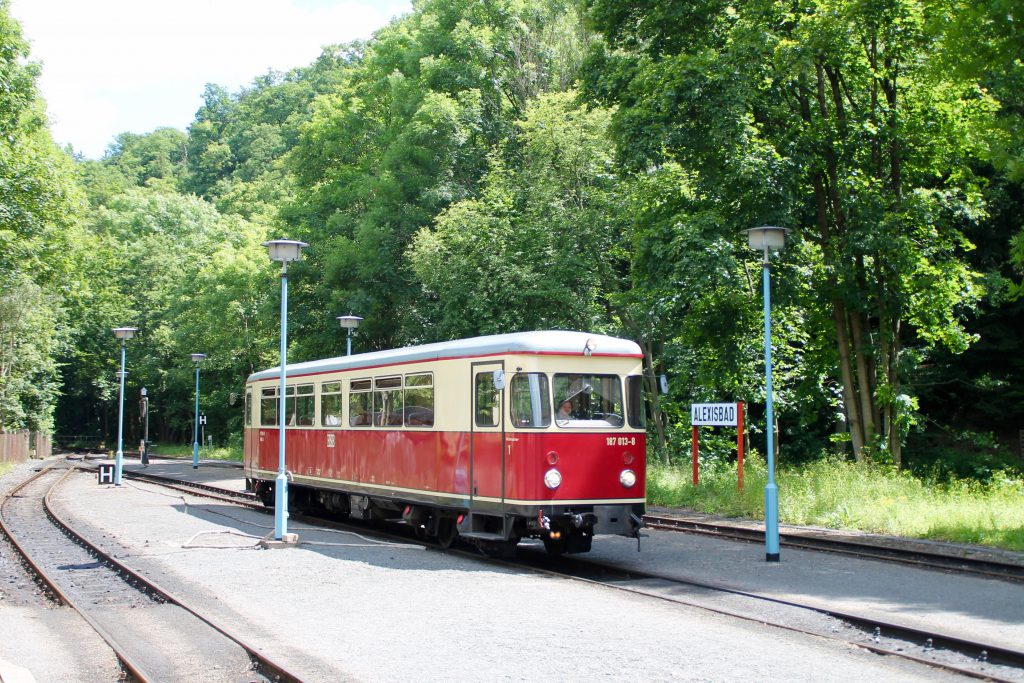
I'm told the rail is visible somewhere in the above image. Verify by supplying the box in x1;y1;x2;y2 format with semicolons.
643;513;1024;583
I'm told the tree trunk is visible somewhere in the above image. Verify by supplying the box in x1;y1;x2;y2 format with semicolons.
617;309;667;457
887;317;903;468
639;337;668;455
833;299;865;461
849;311;877;450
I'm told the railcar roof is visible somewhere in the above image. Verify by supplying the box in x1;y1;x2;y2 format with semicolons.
247;330;642;383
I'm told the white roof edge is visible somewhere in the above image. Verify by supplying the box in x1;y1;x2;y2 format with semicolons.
247;330;642;383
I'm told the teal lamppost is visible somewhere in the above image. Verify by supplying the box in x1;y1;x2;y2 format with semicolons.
337;314;362;356
140;387;150;466
191;353;206;469
112;327;138;486
264;238;308;542
744;226;788;562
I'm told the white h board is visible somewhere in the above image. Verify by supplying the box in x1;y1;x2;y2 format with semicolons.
691;403;739;426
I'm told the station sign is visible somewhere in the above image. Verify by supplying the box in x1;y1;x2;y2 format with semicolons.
691;402;739;426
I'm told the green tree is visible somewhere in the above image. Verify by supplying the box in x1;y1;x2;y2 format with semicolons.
0;277;62;431
0;1;83;432
409;92;613;337
56;187;272;445
103;127;188;192
583;0;993;465
288;0;594;355
407;91;681;445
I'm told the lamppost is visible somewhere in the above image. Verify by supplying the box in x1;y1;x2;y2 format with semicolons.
112;327;138;486
264;238;308;542
337;314;362;356
191;353;206;469
743;226;788;562
140;387;149;466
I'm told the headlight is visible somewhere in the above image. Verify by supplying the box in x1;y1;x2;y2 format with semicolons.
619;469;637;488
544;468;562;490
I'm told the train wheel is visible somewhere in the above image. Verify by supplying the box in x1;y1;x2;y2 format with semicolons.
258;485;275;508
542;535;568;556
436;517;457;549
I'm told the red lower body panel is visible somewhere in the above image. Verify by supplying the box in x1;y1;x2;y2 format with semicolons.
245;428;645;506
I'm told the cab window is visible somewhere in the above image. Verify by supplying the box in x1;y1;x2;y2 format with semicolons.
626;375;647;428
510;373;550;428
553;374;624;428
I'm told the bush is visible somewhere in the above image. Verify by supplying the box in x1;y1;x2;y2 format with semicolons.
905;429;1023;482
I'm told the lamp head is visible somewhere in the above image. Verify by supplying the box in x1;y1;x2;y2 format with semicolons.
262;239;309;263
191;353;207;364
743;226;789;252
337;314;363;330
112;327;138;340
141;387;147;397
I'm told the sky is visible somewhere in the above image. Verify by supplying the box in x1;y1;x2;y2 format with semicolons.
9;0;411;159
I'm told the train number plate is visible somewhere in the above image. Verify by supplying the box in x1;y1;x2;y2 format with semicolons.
606;437;637;446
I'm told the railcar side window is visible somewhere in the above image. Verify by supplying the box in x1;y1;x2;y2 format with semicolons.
244;390;252;427
321;381;343;426
475;372;500;427
626;375;647;428
374;376;403;427
286;383;315;426
349;379;372;427
261;387;278;426
404;373;434;427
510;373;550;428
553;374;624;428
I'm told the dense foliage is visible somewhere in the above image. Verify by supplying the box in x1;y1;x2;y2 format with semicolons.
1;0;1020;475
0;2;82;433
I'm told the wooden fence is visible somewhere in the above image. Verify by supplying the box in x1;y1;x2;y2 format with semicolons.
0;431;52;464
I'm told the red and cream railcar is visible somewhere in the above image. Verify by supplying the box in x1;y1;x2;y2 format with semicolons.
243;331;646;554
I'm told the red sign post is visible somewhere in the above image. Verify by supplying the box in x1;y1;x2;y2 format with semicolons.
690;402;745;489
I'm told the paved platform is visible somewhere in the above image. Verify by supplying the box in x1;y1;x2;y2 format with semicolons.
75;458;1024;667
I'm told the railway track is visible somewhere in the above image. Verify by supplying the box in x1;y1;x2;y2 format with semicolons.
119;467;1024;682
0;462;304;683
644;512;1024;583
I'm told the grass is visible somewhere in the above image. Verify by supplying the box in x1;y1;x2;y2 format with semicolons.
0;462;13;477
648;456;1024;552
150;443;242;462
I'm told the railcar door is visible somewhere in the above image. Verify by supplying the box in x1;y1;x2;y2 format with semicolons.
470;362;505;514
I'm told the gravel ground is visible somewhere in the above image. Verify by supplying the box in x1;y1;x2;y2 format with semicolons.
35;462;972;683
0;460;121;683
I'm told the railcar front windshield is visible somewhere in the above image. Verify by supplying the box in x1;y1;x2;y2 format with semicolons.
554;374;624;428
